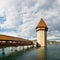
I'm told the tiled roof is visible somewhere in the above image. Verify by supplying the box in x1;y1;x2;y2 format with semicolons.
0;34;30;42
36;18;48;29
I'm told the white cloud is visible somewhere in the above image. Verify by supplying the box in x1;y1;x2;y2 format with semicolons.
56;0;60;5
0;31;17;37
0;0;60;40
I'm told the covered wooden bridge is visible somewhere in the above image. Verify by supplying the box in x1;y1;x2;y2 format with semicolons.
0;34;34;54
0;34;34;48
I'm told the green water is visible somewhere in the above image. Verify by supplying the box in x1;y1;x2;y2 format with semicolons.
0;44;60;60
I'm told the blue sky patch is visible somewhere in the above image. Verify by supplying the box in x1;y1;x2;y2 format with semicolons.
0;16;6;24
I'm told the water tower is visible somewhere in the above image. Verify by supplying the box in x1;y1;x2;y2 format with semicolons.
36;18;48;47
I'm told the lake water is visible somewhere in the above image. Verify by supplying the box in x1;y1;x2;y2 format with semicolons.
0;44;60;60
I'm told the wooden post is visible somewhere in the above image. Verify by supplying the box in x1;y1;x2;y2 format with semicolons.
23;46;24;50
27;45;28;49
15;47;17;52
10;47;13;54
2;47;5;55
17;46;20;51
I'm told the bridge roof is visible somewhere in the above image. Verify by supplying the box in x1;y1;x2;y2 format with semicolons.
0;34;31;42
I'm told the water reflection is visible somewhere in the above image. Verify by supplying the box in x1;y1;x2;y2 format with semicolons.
0;45;60;60
0;47;47;60
37;47;47;60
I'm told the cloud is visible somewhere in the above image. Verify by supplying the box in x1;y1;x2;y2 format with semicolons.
0;0;60;40
0;31;17;37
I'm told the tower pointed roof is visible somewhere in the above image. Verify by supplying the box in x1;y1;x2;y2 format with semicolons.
36;18;48;31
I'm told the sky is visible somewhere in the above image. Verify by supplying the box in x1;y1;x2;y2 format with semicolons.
0;0;60;40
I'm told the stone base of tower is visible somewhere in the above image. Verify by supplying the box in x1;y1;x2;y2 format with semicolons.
36;42;47;47
36;41;47;47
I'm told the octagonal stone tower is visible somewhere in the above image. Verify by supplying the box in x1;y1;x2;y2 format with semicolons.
36;18;48;47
